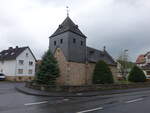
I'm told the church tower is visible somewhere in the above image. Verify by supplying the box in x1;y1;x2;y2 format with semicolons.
48;15;117;86
49;16;87;63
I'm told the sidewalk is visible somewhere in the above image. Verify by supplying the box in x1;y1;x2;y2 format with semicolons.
15;84;150;97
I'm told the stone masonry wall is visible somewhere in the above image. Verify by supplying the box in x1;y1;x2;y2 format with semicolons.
54;48;68;85
68;62;86;85
55;48;86;86
109;65;118;82
86;63;95;85
55;48;118;86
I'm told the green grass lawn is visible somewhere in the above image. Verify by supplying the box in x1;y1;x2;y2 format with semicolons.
117;79;131;84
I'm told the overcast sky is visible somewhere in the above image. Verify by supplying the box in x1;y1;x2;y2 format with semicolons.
0;0;150;61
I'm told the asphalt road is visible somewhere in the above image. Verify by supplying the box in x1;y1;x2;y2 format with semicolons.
1;82;150;113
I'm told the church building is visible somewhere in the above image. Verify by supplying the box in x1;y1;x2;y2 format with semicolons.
49;16;117;86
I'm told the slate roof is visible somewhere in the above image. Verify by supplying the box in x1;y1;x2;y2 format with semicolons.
0;46;36;61
144;52;150;57
50;16;86;38
86;46;116;65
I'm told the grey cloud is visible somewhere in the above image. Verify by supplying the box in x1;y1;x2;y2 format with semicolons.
113;0;142;5
0;0;150;61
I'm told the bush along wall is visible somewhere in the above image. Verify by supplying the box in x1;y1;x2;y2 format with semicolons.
93;60;114;84
128;66;146;82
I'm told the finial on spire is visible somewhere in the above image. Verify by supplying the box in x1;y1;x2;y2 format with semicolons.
103;46;106;51
66;6;69;17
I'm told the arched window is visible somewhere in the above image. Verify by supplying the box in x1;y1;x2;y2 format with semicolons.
54;41;56;46
81;41;83;46
73;38;76;43
60;39;63;44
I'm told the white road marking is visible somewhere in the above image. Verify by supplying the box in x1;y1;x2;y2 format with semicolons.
24;101;48;106
77;107;103;113
0;88;12;90
76;93;83;96
125;98;144;104
63;98;69;101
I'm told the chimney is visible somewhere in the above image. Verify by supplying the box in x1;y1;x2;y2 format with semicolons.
9;47;13;50
59;25;62;29
75;25;78;28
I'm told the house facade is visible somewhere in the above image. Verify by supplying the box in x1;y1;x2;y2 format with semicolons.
136;53;150;79
49;16;117;86
136;54;146;67
0;46;36;81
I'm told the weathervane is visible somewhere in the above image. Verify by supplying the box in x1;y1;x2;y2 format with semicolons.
66;6;69;17
103;46;106;51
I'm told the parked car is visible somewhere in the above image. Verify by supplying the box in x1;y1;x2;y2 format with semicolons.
0;73;6;80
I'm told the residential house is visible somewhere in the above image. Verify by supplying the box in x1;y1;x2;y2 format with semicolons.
136;53;150;79
0;46;36;81
136;54;146;67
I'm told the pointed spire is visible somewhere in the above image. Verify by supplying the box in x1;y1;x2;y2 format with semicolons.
50;16;86;38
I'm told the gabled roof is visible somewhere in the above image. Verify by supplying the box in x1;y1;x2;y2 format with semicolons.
141;64;150;70
136;54;145;64
0;46;36;61
50;16;86;38
87;46;116;65
144;52;150;57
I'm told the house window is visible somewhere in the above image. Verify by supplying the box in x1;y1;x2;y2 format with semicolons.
81;41;83;46
18;69;23;74
19;60;24;65
5;53;8;55
60;39;63;44
29;61;33;66
146;71;150;75
89;51;94;54
28;69;33;74
26;53;29;57
1;61;4;64
54;41;56;46
73;38;76;43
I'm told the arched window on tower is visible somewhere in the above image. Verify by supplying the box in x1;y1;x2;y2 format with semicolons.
54;41;56;46
60;39;63;44
73;38;76;43
81;41;83;46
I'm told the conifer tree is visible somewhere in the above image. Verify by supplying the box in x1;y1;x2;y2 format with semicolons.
36;49;59;85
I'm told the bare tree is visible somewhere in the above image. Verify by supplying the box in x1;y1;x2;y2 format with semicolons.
117;49;129;79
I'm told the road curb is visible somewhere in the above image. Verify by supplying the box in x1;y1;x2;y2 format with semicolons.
15;85;150;97
15;86;98;97
15;86;52;97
